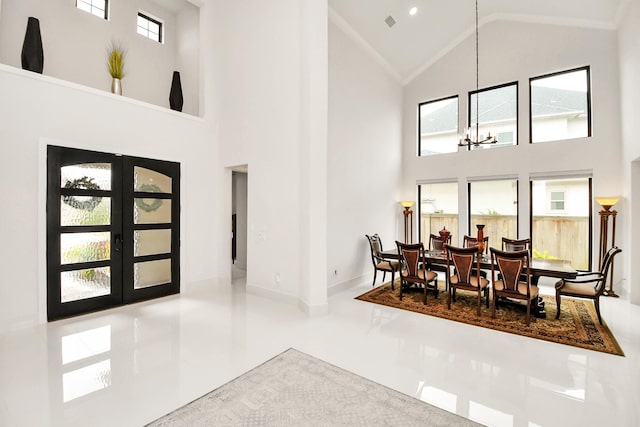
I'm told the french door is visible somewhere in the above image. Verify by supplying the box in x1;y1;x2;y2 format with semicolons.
47;146;180;321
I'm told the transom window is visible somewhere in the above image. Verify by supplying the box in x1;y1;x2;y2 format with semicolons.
76;0;108;19
418;96;459;156
530;67;591;143
468;82;518;150
137;12;163;43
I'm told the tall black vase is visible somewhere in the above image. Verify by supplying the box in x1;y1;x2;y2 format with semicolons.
169;71;184;112
21;17;44;74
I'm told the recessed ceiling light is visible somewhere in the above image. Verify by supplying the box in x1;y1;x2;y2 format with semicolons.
409;6;418;16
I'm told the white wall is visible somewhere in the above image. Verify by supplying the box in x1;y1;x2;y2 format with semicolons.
618;0;640;303
0;0;199;115
0;65;216;332
402;21;625;289
327;21;403;289
209;0;328;313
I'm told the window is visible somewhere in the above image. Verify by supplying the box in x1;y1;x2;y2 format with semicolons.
418;182;459;244
550;191;565;211
531;177;591;270
530;67;591;143
137;12;163;43
468;179;518;247
76;0;108;19
468;82;518;150
418;96;459;156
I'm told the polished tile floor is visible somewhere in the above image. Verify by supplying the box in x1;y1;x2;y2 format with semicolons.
1;276;639;427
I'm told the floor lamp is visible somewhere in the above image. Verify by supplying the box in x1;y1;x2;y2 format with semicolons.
595;197;620;297
400;201;414;244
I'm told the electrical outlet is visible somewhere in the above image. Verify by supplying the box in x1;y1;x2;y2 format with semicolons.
275;273;281;285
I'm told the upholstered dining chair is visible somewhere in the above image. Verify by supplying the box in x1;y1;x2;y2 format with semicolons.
365;234;400;289
555;246;621;325
445;245;490;316
502;237;531;253
490;247;539;326
428;233;452;274
429;233;451;252
463;235;489;255
396;241;438;304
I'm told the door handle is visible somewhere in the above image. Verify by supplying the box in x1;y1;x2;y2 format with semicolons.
114;233;122;252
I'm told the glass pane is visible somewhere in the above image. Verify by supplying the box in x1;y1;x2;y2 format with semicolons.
419;97;459;156
531;178;590;269
61;232;111;264
134;259;171;289
149;22;160;34
134;167;171;193
61;267;111;302
134;229;171;257
419;182;458;245
134;198;171;224
61;163;111;191
61;196;110;226
469;84;517;149
469;180;518;248
137;16;147;27
531;69;589;143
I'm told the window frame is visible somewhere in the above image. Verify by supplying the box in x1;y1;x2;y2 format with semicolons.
137;12;164;44
467;81;519;150
76;0;108;20
417;95;459;157
529;176;592;270
529;66;591;144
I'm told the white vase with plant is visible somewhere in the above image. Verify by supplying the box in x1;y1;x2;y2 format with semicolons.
107;41;125;95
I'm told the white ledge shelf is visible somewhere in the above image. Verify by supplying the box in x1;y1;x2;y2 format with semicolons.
0;63;204;122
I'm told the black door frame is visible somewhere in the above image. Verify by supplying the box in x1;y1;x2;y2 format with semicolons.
47;145;180;321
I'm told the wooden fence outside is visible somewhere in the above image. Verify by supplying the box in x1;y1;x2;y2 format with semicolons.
420;214;589;269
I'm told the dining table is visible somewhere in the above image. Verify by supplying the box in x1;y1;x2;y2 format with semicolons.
379;248;578;280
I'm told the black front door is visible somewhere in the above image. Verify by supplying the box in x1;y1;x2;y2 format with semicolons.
47;146;180;321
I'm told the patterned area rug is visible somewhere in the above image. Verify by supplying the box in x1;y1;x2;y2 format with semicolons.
146;348;482;426
356;281;624;356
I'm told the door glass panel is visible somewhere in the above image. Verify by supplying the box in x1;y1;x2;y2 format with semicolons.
61;196;111;226
134;199;171;224
61;232;111;264
61;163;111;190
134;229;171;257
61;267;111;302
134;167;172;193
134;259;171;289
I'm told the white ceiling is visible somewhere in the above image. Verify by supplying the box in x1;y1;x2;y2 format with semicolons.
329;0;628;84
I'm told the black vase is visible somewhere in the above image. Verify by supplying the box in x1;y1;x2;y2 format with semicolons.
169;71;184;112
21;17;44;74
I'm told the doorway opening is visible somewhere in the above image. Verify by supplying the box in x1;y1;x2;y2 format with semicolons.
231;167;248;283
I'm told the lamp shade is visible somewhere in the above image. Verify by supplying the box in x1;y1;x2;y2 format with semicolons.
595;197;620;211
400;201;414;208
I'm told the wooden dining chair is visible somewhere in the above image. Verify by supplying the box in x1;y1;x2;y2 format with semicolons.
428;233;452;274
490;247;539;326
555;246;621;325
445;245;490;316
365;234;400;289
463;235;489;254
396;241;438;304
502;237;531;253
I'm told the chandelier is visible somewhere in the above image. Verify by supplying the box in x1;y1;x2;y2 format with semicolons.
459;0;497;148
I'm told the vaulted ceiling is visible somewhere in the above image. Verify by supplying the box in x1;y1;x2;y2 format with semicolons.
329;0;628;84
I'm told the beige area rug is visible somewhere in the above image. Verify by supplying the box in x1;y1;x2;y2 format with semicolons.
356;281;624;356
146;348;483;426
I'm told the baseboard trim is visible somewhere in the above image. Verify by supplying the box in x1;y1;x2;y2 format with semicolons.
328;274;369;296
